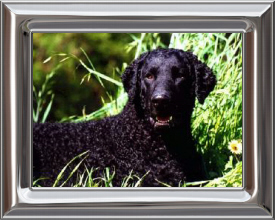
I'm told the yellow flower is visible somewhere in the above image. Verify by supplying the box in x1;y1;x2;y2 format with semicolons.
228;140;242;154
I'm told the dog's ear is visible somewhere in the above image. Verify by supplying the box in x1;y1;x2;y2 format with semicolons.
121;52;149;101
186;52;216;104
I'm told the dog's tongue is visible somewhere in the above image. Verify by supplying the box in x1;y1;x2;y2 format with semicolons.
156;116;170;122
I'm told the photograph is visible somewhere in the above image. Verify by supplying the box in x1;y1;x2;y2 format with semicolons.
33;33;242;187
2;1;273;218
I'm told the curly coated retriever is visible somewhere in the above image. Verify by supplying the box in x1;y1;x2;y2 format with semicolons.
33;48;216;187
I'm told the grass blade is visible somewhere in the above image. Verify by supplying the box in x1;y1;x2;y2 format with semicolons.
41;94;55;123
52;150;90;187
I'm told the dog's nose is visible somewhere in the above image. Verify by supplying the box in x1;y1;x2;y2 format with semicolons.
151;95;170;108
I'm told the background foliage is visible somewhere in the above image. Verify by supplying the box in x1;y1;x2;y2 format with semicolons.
33;33;242;187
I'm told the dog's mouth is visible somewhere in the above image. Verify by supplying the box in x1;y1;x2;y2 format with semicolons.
150;115;173;129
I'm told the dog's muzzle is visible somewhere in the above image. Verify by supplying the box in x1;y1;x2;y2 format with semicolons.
150;94;174;129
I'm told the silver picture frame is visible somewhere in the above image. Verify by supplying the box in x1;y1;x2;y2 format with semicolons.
0;0;274;219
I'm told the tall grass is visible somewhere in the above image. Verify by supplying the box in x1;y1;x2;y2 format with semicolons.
33;33;242;187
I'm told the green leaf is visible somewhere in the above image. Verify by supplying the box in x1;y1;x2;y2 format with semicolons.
43;56;52;63
41;94;55;123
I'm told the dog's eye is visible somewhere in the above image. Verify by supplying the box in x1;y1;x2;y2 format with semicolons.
178;70;186;80
172;67;185;80
145;73;154;80
174;73;185;80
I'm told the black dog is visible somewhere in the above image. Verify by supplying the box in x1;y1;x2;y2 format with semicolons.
33;48;216;187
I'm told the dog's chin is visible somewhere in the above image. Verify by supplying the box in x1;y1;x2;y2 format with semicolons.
149;115;173;131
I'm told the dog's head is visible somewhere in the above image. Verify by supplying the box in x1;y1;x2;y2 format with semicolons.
122;48;216;130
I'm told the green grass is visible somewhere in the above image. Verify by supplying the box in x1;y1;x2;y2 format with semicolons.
33;33;242;187
33;151;150;187
33;150;242;187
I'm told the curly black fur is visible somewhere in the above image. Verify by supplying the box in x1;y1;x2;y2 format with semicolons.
33;48;216;187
